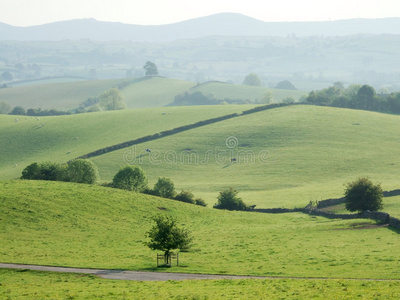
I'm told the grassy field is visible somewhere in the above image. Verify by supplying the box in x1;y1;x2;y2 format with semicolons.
0;78;129;110
0;105;249;180
191;81;307;102
91;105;400;208
1;180;399;280
1;269;399;299
121;77;196;108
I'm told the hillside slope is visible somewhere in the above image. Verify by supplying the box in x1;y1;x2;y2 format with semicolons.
0;105;251;179
90;105;400;207
1;180;399;279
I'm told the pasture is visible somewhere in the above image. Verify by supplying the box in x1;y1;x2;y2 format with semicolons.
1;180;399;280
0;105;249;180
91;105;400;208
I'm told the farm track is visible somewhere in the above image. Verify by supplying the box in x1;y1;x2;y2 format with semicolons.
1;263;399;282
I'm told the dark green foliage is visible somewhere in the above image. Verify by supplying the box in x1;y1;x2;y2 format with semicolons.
214;188;247;211
174;190;195;204
344;177;383;213
143;61;159;76
303;83;400;115
275;80;297;90
9;106;26;115
26;108;71;116
194;198;207;207
67;159;99;184
21;162;65;181
144;215;193;258
172;91;216;106
153;177;176;199
112;165;148;192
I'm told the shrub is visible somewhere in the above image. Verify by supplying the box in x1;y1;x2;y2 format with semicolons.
67;159;99;184
153;177;176;199
214;188;247;211
344;177;383;212
21;162;65;181
174;190;195;204
112;165;148;192
194;198;207;207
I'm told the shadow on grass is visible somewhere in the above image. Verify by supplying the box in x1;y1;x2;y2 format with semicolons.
388;225;400;234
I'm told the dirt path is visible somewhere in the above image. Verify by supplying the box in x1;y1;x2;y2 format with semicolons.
0;263;265;281
1;263;399;282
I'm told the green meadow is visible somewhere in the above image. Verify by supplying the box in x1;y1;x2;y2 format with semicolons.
1;180;399;280
0;105;249;180
91;105;400;208
0;78;129;110
1;269;399;299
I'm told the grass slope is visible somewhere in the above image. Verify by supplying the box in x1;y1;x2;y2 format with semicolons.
0;105;250;180
0;79;129;110
191;81;306;102
91;105;400;208
1;180;400;280
121;77;196;108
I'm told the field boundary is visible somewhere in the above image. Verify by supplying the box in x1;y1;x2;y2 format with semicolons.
70;102;299;162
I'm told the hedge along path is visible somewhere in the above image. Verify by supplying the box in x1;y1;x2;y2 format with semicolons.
68;102;298;163
2;263;400;282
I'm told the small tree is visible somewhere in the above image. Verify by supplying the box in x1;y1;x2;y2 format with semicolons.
0;101;12;114
9;106;26;115
214;188;247;211
112;165;148;192
99;88;126;111
243;73;261;87
144;61;159;76
153;177;175;199
144;215;193;266
344;177;383;213
1;71;13;82
275;80;297;90
67;159;99;184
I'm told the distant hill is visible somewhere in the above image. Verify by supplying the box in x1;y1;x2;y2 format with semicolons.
1;13;400;41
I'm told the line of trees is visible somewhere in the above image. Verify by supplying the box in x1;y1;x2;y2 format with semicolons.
303;83;400;114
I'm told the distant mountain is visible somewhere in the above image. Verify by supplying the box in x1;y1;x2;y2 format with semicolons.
1;13;400;41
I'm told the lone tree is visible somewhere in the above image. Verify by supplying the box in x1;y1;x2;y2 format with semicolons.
143;61;159;76
344;177;383;213
243;73;261;87
153;177;176;199
112;165;148;192
99;88;126;111
214;188;247;211
144;215;193;266
67;159;99;184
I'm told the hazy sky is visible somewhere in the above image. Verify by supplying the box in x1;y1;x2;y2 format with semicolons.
1;0;399;27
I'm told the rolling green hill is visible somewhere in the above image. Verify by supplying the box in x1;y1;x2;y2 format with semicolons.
121;77;196;108
0;78;129;110
0;105;251;180
90;105;400;208
1;179;399;280
1;104;399;209
190;81;306;103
